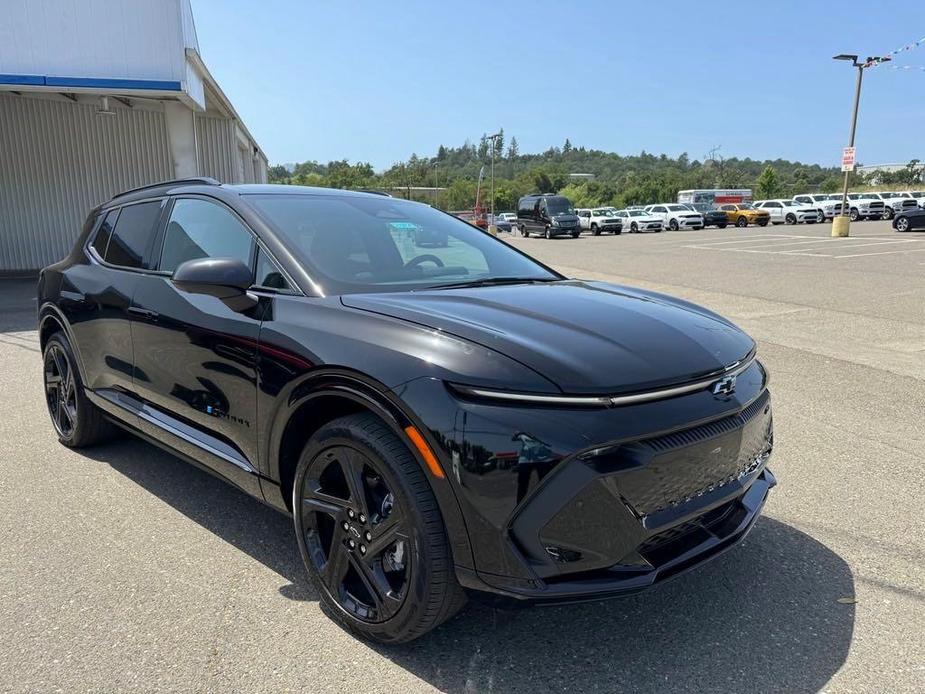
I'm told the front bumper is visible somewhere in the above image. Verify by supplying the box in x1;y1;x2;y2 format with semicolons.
394;363;774;603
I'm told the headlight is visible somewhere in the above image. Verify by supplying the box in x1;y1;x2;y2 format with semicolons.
551;218;559;226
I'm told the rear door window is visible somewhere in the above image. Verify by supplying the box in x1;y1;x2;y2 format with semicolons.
104;201;163;269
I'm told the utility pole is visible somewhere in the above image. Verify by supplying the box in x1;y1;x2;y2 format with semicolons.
832;54;888;237
488;132;502;233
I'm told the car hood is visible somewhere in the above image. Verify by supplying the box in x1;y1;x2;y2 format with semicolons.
341;280;754;394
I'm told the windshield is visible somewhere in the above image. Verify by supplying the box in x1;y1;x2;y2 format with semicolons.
738;203;755;210
666;204;687;211
592;209;612;216
247;194;559;294
545;197;575;215
628;210;647;217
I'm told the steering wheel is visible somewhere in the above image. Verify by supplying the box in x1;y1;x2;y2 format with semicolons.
404;254;445;269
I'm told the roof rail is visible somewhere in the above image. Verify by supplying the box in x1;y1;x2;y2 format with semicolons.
110;177;221;201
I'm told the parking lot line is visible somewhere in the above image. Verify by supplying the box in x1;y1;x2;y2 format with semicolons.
683;234;803;247
834;246;925;259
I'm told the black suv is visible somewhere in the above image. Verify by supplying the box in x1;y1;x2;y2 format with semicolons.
516;194;581;238
39;179;775;643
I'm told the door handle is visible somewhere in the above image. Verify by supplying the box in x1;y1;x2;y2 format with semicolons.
128;306;159;320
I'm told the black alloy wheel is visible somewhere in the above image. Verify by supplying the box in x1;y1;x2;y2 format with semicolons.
520;224;529;237
42;333;113;447
294;414;464;643
718;223;727;229
669;219;679;231
737;216;748;227
44;340;77;440
630;222;638;233
785;213;797;225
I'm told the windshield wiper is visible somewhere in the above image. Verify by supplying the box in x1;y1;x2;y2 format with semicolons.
430;277;559;290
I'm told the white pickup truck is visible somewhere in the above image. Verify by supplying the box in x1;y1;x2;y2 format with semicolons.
792;194;844;221
576;208;623;235
844;193;887;221
873;192;920;219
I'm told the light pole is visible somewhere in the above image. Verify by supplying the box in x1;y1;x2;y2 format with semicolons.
488;132;502;232
832;54;888;237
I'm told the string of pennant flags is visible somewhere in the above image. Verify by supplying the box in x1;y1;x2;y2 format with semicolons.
864;36;925;67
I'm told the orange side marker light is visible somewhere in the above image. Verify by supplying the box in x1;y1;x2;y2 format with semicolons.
404;426;445;479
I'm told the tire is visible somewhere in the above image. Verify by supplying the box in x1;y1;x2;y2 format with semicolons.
544;225;552;239
614;229;622;235
43;332;114;448
293;413;465;644
571;230;580;238
630;222;638;233
895;216;910;232
882;208;894;220
519;224;528;237
758;220;769;227
785;213;797;225
736;216;748;228
718;223;727;229
849;207;859;222
669;219;679;231
590;223;599;236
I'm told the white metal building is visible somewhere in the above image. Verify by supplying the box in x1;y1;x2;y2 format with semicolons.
0;0;268;273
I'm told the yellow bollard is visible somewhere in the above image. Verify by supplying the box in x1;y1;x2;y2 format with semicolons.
832;216;850;237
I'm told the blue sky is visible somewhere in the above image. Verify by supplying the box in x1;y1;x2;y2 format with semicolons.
192;0;925;169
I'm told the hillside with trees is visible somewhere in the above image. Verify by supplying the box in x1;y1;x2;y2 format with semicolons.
268;132;915;211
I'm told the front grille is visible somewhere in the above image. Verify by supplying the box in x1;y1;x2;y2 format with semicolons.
617;392;772;517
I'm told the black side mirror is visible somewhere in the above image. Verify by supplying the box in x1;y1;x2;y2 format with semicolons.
171;257;257;312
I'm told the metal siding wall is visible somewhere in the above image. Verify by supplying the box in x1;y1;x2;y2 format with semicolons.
195;115;237;183
0;94;171;271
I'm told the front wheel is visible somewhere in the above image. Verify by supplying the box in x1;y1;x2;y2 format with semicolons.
895;216;910;232
849;208;859;222
544;225;552;239
718;223;727;229
590;223;599;236
630;223;638;233
736;216;748;228
669;219;679;231
294;414;465;644
519;224;529;237
785;213;797;225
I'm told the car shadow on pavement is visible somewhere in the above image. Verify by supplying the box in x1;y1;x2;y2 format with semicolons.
80;436;854;694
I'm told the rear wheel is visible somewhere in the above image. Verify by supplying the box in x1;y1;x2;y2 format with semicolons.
718;223;727;229
294;414;465;644
895;216;910;232
758;220;769;227
571;230;580;238
43;333;114;447
519;224;529;237
882;208;894;220
736;216;748;227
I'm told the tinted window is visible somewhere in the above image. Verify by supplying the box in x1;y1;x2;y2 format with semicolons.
159;198;254;274
91;209;119;258
518;197;537;216
255;248;291;290
247;194;557;294
545;197;574;215
104;201;162;268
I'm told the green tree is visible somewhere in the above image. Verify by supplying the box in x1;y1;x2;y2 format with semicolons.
755;165;780;199
268;165;289;183
506;137;519;160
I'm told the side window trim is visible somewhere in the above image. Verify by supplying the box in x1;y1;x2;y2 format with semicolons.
253;242;299;294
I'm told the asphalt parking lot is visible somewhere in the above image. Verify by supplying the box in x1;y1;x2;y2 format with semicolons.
1;219;923;693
